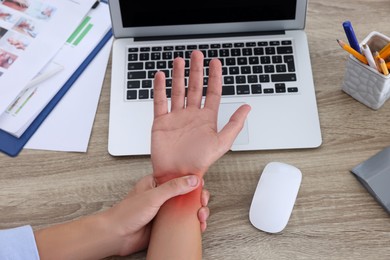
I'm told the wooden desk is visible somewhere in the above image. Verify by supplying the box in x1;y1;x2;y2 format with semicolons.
1;0;390;259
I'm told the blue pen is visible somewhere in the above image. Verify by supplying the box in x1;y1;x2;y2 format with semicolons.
343;21;361;53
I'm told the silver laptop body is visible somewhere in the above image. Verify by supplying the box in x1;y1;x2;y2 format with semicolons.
108;0;322;156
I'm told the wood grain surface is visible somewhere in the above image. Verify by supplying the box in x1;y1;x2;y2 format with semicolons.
1;0;390;259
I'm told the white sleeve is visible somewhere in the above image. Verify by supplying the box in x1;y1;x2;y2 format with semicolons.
0;225;40;260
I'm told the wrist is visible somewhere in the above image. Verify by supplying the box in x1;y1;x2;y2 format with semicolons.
153;171;206;185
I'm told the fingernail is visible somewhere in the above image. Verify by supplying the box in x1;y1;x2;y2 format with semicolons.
187;175;199;187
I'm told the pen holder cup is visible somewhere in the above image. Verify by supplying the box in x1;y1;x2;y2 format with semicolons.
341;32;390;110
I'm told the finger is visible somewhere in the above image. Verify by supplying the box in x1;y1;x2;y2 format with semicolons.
198;207;210;233
218;104;251;152
126;174;156;198
201;189;210;207
204;58;222;117
171;57;186;111
186;50;204;108
147;175;201;206
200;222;207;233
198;207;210;223
153;71;168;118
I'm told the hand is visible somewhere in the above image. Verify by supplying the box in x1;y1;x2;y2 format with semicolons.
151;50;251;183
102;174;210;256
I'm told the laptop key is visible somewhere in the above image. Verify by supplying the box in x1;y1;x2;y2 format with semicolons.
284;55;295;72
163;52;172;59
264;88;274;94
264;65;275;73
151;52;161;60
126;90;137;100
142;80;152;88
271;73;297;82
128;62;143;70
231;49;241;56
166;88;172;98
127;80;141;88
128;53;138;61
222;85;235;95
276;64;287;72
252;65;263;74
229;67;240;75
288;87;299;92
145;62;155;69
277;46;293;54
249;57;260;64
247;75;258;83
157;61;166;69
237;85;250;94
251;84;262;94
241;66;251;74
174;51;184;58
265;47;276;55
259;75;270;82
128;71;146;79
275;83;286;93
236;76;246;84
224;76;234;84
237;57;248;65
139;89;149;99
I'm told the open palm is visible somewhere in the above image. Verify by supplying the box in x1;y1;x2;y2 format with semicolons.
151;51;250;184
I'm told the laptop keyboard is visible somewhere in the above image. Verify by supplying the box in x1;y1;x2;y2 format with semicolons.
125;39;298;100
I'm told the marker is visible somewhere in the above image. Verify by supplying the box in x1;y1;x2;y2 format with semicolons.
337;39;367;64
379;58;389;75
361;44;378;70
342;21;361;53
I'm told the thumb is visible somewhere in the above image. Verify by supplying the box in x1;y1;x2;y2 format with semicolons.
218;104;251;152
149;175;200;207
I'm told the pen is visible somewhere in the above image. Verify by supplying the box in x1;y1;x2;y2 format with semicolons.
379;58;389;75
342;21;361;53
337;39;367;64
361;44;378;70
25;63;64;88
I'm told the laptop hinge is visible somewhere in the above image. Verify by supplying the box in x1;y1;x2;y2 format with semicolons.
134;30;286;42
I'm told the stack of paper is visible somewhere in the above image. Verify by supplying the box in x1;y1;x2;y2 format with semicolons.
0;0;113;156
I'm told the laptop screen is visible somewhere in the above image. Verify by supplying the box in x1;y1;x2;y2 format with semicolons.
110;0;306;38
119;1;297;28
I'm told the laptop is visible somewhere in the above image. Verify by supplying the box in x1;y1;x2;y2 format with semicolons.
107;0;322;156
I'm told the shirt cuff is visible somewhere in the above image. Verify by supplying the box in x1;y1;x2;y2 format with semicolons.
0;225;40;260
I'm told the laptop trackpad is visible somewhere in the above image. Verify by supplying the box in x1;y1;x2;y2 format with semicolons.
217;103;249;145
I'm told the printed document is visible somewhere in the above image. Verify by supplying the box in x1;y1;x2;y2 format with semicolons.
0;0;96;115
0;1;110;137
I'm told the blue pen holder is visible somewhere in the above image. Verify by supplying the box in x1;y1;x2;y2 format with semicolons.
342;31;390;110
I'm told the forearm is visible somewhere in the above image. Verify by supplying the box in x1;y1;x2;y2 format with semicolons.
146;186;203;260
34;213;121;260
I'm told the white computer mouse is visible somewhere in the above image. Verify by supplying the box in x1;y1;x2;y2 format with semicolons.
249;162;302;233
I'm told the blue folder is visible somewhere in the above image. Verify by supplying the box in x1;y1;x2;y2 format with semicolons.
0;28;113;157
